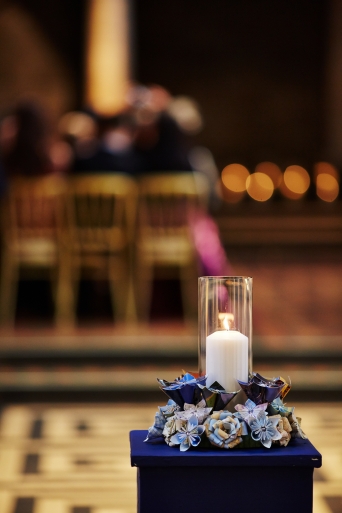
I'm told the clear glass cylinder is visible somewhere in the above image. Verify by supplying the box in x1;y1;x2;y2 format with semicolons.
198;276;253;392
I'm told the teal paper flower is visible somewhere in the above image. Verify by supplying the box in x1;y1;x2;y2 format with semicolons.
270;397;294;416
249;411;282;448
170;415;205;451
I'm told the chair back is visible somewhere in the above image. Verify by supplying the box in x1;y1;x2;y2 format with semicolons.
2;174;66;263
65;173;138;253
138;172;208;237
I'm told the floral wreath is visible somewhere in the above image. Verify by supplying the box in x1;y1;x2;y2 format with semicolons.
145;372;306;451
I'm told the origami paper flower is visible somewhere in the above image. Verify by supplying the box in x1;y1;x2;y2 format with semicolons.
144;400;179;442
272;414;292;447
238;373;289;405
158;372;206;408
288;412;307;439
163;416;177;444
270;397;294;417
159;401;180;418
170;415;205;452
198;382;238;410
204;410;247;449
144;410;167;442
174;400;212;425
234;398;268;424
249;411;282;448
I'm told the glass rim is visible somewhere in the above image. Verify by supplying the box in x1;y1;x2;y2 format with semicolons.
198;276;253;280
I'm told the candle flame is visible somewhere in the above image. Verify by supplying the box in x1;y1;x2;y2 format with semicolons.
219;312;234;330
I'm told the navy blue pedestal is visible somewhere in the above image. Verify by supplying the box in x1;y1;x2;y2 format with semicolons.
130;430;322;513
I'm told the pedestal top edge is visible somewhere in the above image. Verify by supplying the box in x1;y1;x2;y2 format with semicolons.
130;430;322;468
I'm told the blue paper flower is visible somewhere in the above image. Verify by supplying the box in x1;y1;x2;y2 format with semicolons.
249;411;282;448
238;373;290;405
270;397;294;416
198;382;238;410
159;400;180;417
175;400;212;425
204;411;247;449
144;399;179;442
234;399;268;424
158;372;206;408
170;415;205;452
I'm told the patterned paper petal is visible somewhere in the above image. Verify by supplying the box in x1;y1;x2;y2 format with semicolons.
145;397;183;442
180;383;200;405
235;399;268;424
144;411;167;442
187;415;198;432
189;434;202;447
170;415;205;451
198;382;237;410
204;411;244;449
160;388;185;408
163;417;177;439
184;399;205;411
170;432;187;446
270;397;294;416
159;399;180;417
159;373;206;408
180;440;191;452
249;411;282;448
238;373;288;405
175;406;212;425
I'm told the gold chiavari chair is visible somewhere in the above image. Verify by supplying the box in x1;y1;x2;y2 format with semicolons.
135;172;209;323
0;174;67;326
62;173;138;325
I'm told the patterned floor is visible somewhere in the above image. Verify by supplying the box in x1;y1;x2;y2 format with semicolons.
0;401;340;513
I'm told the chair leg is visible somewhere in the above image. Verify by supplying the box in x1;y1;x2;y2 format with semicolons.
135;259;154;323
124;273;137;323
55;257;77;328
0;251;18;327
108;257;137;323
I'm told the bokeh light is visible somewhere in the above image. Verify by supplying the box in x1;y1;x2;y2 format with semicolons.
314;162;339;202
255;161;282;188
246;172;274;201
221;163;249;203
280;165;310;199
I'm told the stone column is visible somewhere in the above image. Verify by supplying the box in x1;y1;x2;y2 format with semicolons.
324;0;342;166
85;0;131;116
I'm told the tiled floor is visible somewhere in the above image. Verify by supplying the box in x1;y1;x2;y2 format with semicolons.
0;401;340;513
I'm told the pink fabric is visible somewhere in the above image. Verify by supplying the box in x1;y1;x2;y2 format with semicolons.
190;213;234;276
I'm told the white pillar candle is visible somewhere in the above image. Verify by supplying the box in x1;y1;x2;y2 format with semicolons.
206;329;249;392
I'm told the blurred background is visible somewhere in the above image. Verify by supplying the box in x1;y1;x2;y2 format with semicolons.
0;1;341;512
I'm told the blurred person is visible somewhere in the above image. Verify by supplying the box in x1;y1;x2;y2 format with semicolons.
128;84;194;173
129;84;221;208
128;83;231;276
0;100;71;178
60;109;142;176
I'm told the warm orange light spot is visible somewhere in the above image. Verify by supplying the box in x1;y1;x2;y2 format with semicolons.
221;164;249;193
218;179;245;203
316;173;339;202
246;172;274;201
255;162;282;188
313;162;339;181
280;165;310;199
